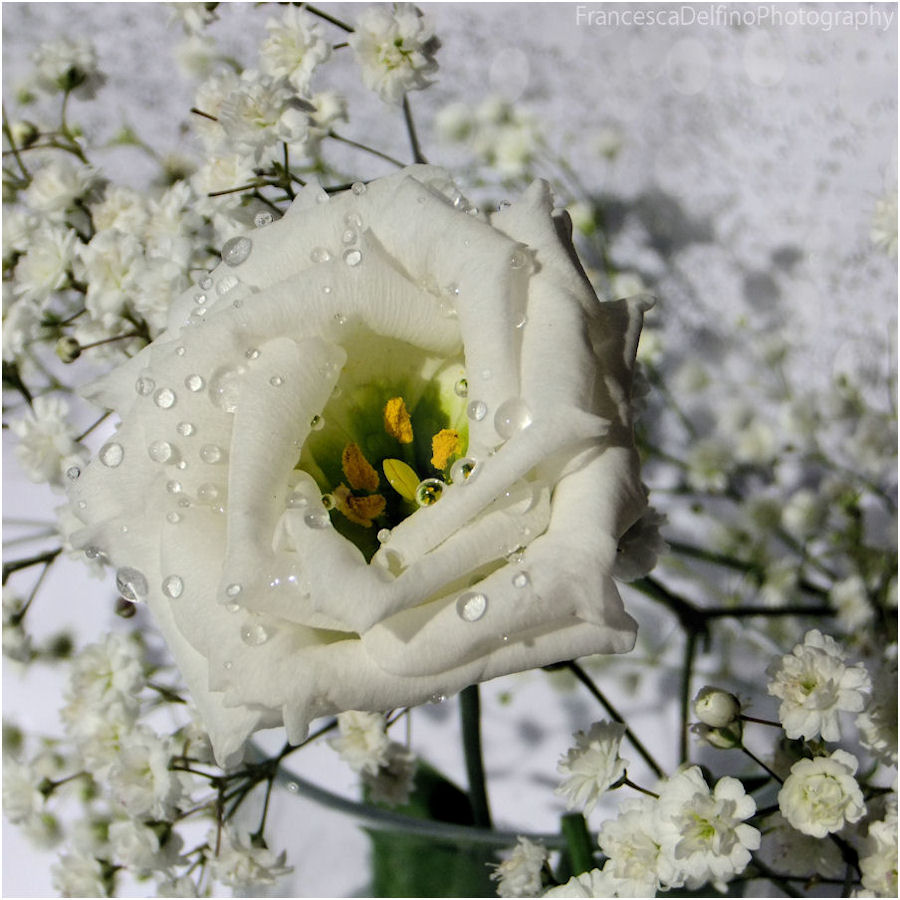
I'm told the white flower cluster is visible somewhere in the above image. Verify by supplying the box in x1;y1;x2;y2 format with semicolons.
556;721;628;815
491;837;548;898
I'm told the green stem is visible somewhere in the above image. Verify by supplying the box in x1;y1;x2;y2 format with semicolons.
329;131;405;168
740;745;783;784
402;95;427;164
680;630;698;764
2;547;62;585
560;813;595;876
704;604;835;618
460;684;492;828
305;4;354;32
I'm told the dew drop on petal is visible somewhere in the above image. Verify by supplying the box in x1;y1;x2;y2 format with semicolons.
200;444;224;464
494;398;533;439
445;282;460;296
512;571;530;589
310;246;331;264
175;345;186;357
457;591;487;622
467;400;487;422
377;528;391;543
269;375;284;387
245;347;260;360
415;478;445;507
222;236;252;267
208;366;243;413
310;414;324;431
154;387;176;409
254;211;274;228
135;376;155;396
321;493;336;510
344;212;363;229
185;374;205;392
449;457;478;483
342;228;357;245
223;660;233;670
351;181;366;195
176;422;195;437
430;693;446;704
241;623;270;646
66;465;81;480
166;511;182;524
226;583;243;598
148;441;176;464
322;284;332;295
509;248;528;269
216;273;240;296
454;378;468;398
197;483;220;503
162;575;184;599
304;509;330;529
286;491;308;509
343;248;362;267
116;566;148;603
99;442;124;468
481;368;492;381
199;276;213;290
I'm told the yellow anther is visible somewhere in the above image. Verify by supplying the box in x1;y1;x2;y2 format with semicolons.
334;484;386;528
341;442;380;493
384;396;414;444
383;458;420;501
431;428;461;470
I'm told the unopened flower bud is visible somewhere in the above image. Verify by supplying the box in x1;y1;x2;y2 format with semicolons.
11;120;40;148
55;336;81;363
114;597;137;618
694;686;741;728
691;721;744;750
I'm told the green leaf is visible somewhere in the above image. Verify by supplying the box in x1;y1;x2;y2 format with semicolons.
367;762;497;897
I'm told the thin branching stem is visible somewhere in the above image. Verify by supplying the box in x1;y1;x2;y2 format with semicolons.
329;131;405;168
402;95;427;164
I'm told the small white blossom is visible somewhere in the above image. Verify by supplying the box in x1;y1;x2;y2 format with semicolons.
32;36;105;98
597;797;664;895
63;701;139;778
108;817;182;876
174;34;224;80
10;394;85;487
490;837;548;897
350;4;438;104
859;812;898;896
23;159;98;222
108;730;183;820
193;68;240;150
90;185;149;235
781;488;827;538
144;180;203;260
132;255;188;334
2;591;32;662
857;650;898;765
362;740;417;806
556;721;627;815
260;6;331;94
656;767;760;891
831;574;875;630
778;749;866;838
693;686;741;728
75;229;144;328
1;758;44;826
51;852;108;898
68;632;144;706
3;207;39;264
767;629;871;742
156;875;199;897
471;98;541;179
543;867;622;897
329;710;392;775
12;223;78;304
210;827;292;890
685;436;731;492
435;101;473;142
871;187;898;258
2;292;48;362
167;1;218;35
307;90;348;150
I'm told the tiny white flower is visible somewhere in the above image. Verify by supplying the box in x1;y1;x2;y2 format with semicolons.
597;796;664;895
329;710;392;775
191;152;260;215
781;487;827;538
490;836;548;898
2;207;39;264
871;187;898;258
350;3;438;104
210;826;292;890
23;158;98;222
108;729;183;820
63;700;139;778
859;812;898;896
543;866;622;897
767;629;871;742
693;686;741;728
75;229;144;328
260;6;331;94
593;125;625;160
68;632;144;706
307;90;348;150
830;574;875;630
156;874;199;897
12;223;78;304
777;749;866;838
556;721;627;815
31;36;105;98
108;817;182;876
856;650;898;765
167;1;218;35
193;68;240;150
435;101;473;143
1;758;44;826
362;740;417;807
685;436;731;492
90;185;149;235
2;293;47;362
51;852;108;898
10;394;85;487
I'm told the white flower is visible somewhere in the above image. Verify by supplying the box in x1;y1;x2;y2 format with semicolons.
67;632;144;707
144;180;204;261
167;1;218;35
193;68;241;150
767;629;871;742
435;101;473;143
543;867;622;897
90;185;149;235
75;229;144;328
62;700;139;778
156;875;199;897
490;837;548;898
556;721;627;815
23;159;98;222
781;488;827;537
1;758;44;826
471;98;541;179
10;394;84;487
108;818;181;875
210;827;292;890
362;740;417;806
260;6;331;94
777;749;866;837
174;34;224;81
693;686;741;728
685;436;731;491
31;36;105;98
2;292;47;362
307;91;348;149
831;574;876;630
3;207;39;264
656;767;760;891
65;167;650;765
132;255;189;335
350;4;438;104
108;730;183;820
857;650;898;765
871;187;898;258
612;506;665;582
51;852;109;897
191;152;259;216
859;812;898;896
597;797;664;895
328;710;392;775
12;223;77;304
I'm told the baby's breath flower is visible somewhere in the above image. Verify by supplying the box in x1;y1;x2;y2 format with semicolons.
859;812;898;896
362;740;417;806
831;574;875;630
31;36;106;98
260;6;331;94
191;152;259;216
210;827;292;890
108;729;184;820
167;1;218;36
556;721;627;815
767;629;871;742
1;757;44;826
67;633;144;707
23;159;98;222
307;90;348;150
543;866;622;897
597;796;664;895
856;649;898;766
75;229;144;328
685;436;731;491
2;292;48;362
870;186;898;258
777;749;866;838
490;836;548;898
435;101;473;142
107;818;179;876
90;185;149;234
51;852;110;898
329;710;392;775
781;487;827;538
349;4;439;104
10;394;85;487
12;223;78;304
156;874;199;897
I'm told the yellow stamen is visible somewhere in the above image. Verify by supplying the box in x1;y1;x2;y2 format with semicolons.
431;428;461;470
383;458;420;501
334;484;386;528
342;442;380;492
384;396;414;444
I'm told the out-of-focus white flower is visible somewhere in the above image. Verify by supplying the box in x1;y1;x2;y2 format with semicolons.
62;700;139;778
767;629;871;742
1;758;44;826
859;811;898;896
830;574;875;630
756;811;845;879
68;633;144;707
156;875;200;897
781;488;827;538
31;36;105;98
612;506;666;582
210;827;292;890
329;710;392;775
871;187;898;258
778;749;866;837
758;558;800;606
685;437;731;492
2;591;32;662
191;152;260;216
108;817;182;876
350;3;438;104
10;394;85;487
593;125;624;160
12;223;77;304
167;1;219;35
51;852;109;898
471;98;541;179
734;419;776;465
193;68;240;150
108;730;184;820
693;686;741;728
3;207;39;264
75;229;144;328
91;185;149;235
132;255;189;334
144;180;203;258
362;740;417;806
435;101;473;142
23;159;98;223
490;836;548;898
543;867;622;897
556;721;627;815
174;34;223;81
307;91;348;149
260;6;331;94
857;649;898;765
656;767;759;891
597;797;664;895
2;292;47;362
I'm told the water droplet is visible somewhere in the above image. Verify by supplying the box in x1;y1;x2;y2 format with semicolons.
197;483;220;503
333;313;346;325
200;444;224;464
148;440;176;464
208;366;243;413
254;211;274;228
454;378;468;398
430;693;446;704
245;347;260;360
321;493;336;510
178;497;191;508
287;781;299;793
100;442;124;467
467;400;487;422
241;622;270;646
449;457;478;483
286;491;308;509
84;545;104;560
310;414;324;431
66;465;81;480
166;480;183;494
445;282;460;296
351;181;366;195
269;375;284;387
377;528;391;543
481;368;492;381
498;200;512;211
344;212;363;229
223;660;233;670
512;571;530;589
494;398;533;439
509;248;528;269
185;374;205;392
506;547;525;564
341;228;357;245
176;421;195;437
115;598;137;618
415;478;445;507
232;299;243;309
222;235;252;267
196;294;210;308
457;591;487;622
310;247;331;264
304;509;330;529
162;575;184;599
515;314;528;329
322;284;332;295
166;511;182;524
135;376;155;396
439;301;457;319
175;345;186;357
216;273;240;296
116;566;148;603
77;500;87;510
343;248;362;267
199;276;213;290
154;387;176;409
226;583;243;598
189;306;208;322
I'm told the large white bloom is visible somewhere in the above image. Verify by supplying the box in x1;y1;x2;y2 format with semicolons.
64;167;652;765
259;6;331;94
490;837;548;898
767;629;871;742
556;720;627;815
10;394;84;487
777;749;866;838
